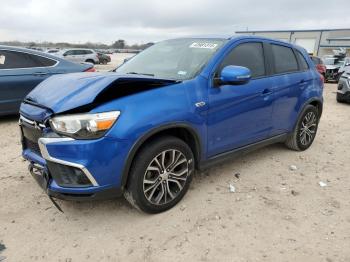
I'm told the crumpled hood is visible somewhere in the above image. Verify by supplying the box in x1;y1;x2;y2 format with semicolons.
24;72;178;114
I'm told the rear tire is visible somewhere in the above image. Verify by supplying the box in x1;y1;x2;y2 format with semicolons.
285;105;319;151
124;136;195;213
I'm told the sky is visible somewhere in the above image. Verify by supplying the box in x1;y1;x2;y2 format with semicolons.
1;0;349;45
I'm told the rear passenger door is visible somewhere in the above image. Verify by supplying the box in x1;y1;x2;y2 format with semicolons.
63;50;78;62
267;43;313;135
0;50;55;114
207;41;274;156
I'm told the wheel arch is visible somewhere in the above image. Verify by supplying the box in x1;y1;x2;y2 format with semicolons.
307;98;323;118
121;123;202;189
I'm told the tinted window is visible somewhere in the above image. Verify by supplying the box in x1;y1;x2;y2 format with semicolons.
295;51;309;70
0;50;56;69
85;50;93;54
271;44;298;74
219;42;265;78
64;50;74;56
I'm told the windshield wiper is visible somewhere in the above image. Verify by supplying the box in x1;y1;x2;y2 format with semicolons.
126;72;155;77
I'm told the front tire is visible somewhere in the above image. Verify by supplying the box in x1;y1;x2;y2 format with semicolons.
124;136;195;213
285;105;319;151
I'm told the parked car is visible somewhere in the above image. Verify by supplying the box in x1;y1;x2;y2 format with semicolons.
0;46;96;116
323;55;346;82
46;49;60;54
55;49;99;64
337;65;350;103
97;52;111;64
19;36;323;213
310;56;326;80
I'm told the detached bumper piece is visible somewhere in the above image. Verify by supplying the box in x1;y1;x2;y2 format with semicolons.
46;161;93;188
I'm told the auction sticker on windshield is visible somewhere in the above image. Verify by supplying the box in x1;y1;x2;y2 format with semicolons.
190;42;218;49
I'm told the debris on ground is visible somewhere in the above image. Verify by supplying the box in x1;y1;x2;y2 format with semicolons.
180;205;186;211
319;181;327;187
0;256;6;261
0;243;6;253
234;173;240;179
229;184;236;193
291;190;299;196
289;165;297;171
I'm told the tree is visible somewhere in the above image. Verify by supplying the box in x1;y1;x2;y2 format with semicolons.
112;39;126;49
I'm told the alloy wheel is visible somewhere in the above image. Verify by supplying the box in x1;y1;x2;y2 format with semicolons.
299;111;317;146
143;149;189;205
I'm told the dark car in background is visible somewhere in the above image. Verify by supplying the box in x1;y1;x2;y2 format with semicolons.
0;46;96;116
97;52;111;64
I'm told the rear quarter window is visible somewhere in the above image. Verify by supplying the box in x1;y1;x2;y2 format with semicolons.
295;51;309;71
271;44;298;74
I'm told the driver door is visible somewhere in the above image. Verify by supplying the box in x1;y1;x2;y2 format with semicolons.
207;41;274;157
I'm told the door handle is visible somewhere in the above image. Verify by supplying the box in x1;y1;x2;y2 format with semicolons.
261;88;272;96
33;72;47;76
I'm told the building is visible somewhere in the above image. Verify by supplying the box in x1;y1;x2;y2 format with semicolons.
236;28;350;57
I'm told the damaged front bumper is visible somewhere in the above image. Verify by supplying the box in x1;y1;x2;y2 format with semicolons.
21;118;129;201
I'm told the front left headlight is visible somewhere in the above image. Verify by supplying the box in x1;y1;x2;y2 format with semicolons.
49;111;120;139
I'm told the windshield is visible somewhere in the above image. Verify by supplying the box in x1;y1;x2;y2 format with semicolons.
116;38;227;80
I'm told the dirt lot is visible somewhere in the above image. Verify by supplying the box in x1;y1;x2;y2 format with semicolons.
0;58;349;261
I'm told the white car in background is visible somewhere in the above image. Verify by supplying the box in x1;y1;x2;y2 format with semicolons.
55;48;99;64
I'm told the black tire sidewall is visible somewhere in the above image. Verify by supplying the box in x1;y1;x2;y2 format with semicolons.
128;137;194;213
295;105;319;151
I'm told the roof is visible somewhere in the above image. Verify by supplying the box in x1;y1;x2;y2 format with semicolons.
236;28;350;33
0;45;66;61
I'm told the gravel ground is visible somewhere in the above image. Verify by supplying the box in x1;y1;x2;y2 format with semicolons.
0;59;349;261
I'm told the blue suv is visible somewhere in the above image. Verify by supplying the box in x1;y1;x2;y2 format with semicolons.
19;36;323;213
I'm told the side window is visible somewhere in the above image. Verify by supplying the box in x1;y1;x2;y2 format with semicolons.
64;50;74;56
271;44;298;74
295;51;309;71
76;50;86;55
218;42;266;78
0;50;54;69
85;50;93;54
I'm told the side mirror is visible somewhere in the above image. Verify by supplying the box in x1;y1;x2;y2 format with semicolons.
216;65;251;86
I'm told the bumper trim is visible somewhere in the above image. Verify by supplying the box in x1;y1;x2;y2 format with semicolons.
38;137;99;187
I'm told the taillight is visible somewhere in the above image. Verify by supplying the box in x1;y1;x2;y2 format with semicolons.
84;67;96;72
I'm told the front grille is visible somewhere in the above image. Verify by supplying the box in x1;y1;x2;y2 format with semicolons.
20;116;44;156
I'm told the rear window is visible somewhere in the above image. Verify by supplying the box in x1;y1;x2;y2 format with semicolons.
295;51;309;71
0;50;56;69
271;44;298;74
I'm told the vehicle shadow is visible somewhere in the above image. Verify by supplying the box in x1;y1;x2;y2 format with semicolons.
55;142;288;217
0;114;19;124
